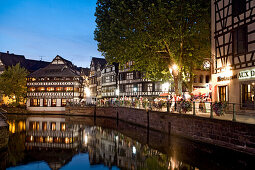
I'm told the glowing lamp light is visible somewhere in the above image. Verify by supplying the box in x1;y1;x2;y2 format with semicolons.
85;87;91;97
224;66;233;77
116;89;120;96
84;135;88;145
133;87;138;92
132;146;136;154
162;82;170;92
172;64;178;71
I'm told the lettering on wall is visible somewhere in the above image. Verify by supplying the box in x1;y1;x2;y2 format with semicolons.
238;69;255;79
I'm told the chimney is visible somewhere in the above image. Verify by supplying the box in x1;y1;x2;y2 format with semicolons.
7;51;9;54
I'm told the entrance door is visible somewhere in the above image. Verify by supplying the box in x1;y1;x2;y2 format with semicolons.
218;86;227;102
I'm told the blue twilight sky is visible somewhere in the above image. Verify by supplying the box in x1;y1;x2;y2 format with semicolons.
0;0;103;68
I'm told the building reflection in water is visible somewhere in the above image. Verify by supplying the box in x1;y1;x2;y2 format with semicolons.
4;115;193;170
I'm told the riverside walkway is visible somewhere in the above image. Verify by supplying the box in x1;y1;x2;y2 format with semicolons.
94;101;255;125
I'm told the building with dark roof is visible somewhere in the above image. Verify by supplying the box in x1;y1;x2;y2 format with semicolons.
0;51;50;73
26;55;83;112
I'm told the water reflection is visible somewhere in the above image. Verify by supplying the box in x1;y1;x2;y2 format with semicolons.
1;115;255;170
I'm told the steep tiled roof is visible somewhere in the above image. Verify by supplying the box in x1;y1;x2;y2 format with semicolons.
91;57;107;70
27;55;81;78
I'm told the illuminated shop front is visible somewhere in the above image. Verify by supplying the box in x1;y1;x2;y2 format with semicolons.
212;67;255;110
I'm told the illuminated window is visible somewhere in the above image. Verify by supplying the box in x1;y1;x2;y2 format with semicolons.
46;87;55;91
29;87;36;92
51;99;57;107
241;83;255;109
45;136;53;143
218;86;227;102
42;122;47;131
65;137;72;144
31;99;39;106
51;122;56;131
43;99;48;107
29;121;39;131
56;87;63;91
61;99;67;107
39;136;44;143
65;87;73;92
38;87;45;91
60;123;66;131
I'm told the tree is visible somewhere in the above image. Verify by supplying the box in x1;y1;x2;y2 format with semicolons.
0;63;28;105
95;0;210;95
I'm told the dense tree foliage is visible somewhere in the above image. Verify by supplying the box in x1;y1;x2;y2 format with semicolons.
95;0;210;94
0;63;28;104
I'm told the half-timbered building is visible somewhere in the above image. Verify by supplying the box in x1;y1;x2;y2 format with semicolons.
118;61;165;99
101;63;118;98
26;55;83;112
212;0;255;109
89;57;107;101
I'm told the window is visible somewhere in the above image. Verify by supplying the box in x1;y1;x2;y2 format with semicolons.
147;83;153;92
51;122;56;131
125;84;133;93
29;121;39;131
61;99;67;107
38;87;45;91
46;87;55;91
42;122;47;131
199;75;204;83
241;83;255;109
218;86;227;102
60;123;66;131
56;87;63;91
65;87;73;91
51;99;57;107
233;26;247;55
29;87;36;92
43;99;48;106
111;75;115;82
193;76;197;83
126;72;133;80
232;0;246;16
206;75;210;83
31;99;39;106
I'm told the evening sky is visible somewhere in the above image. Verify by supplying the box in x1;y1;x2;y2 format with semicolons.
0;0;102;68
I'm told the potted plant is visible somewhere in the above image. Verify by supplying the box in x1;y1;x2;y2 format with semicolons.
180;100;191;113
212;101;227;116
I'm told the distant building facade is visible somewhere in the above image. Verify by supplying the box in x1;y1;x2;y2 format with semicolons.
26;55;83;112
0;51;50;105
211;0;255;109
89;57;107;101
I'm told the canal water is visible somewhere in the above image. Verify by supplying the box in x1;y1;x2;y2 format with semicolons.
0;114;255;170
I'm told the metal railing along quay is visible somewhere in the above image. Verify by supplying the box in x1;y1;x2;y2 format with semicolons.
82;100;255;125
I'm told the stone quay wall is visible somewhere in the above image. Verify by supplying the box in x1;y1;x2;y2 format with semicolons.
66;106;255;154
0;126;9;150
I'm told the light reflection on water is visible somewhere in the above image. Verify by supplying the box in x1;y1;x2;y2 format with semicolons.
0;115;255;170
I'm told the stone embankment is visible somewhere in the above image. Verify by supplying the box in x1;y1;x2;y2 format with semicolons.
0;115;9;150
66;106;255;154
